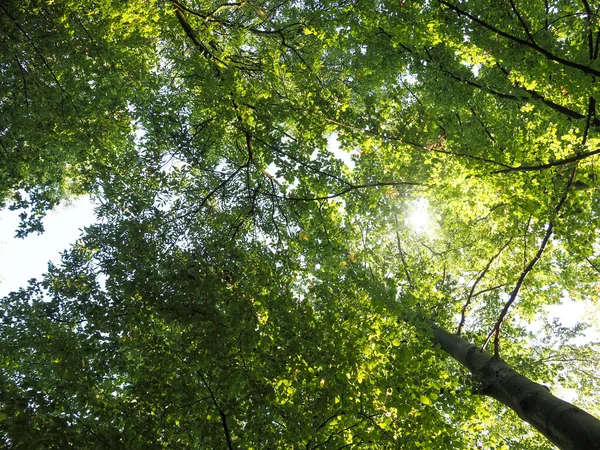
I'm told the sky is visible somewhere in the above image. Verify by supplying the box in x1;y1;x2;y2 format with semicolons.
0;196;96;297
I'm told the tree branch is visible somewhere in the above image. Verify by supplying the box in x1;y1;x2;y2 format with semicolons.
483;165;577;356
322;115;512;168
492;147;600;174
0;3;86;129
457;237;512;335
198;372;234;450
263;180;426;202
173;2;228;68
580;0;595;60
507;0;535;42
395;215;412;286
440;1;600;77
434;54;595;126
483;222;552;356
13;56;29;109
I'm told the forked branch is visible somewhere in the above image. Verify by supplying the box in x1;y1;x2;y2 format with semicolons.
483;165;577;356
457;237;512;335
198;372;235;450
440;1;600;77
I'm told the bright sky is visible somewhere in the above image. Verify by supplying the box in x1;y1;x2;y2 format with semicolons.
406;198;433;233
0;196;96;297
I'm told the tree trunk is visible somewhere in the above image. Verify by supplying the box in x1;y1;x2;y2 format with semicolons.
430;324;600;450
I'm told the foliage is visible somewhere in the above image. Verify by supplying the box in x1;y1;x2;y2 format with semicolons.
1;0;600;448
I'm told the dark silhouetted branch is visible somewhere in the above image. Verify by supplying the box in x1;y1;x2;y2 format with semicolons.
457;237;512;335
440;1;600;77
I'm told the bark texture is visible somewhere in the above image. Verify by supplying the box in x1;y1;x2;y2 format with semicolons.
431;324;600;450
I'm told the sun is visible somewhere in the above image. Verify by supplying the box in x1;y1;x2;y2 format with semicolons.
405;198;431;233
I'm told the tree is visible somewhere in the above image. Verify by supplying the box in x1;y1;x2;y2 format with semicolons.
1;0;600;448
0;0;163;236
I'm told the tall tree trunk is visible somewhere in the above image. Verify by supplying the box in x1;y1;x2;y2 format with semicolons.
430;324;600;450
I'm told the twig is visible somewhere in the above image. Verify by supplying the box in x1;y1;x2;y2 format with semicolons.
472;284;505;298
13;56;29;109
582;96;596;146
457;237;512;335
523;215;532;270
395;215;412;286
322;115;512;168
469;105;495;143
261;180;426;201
585;256;600;274
581;0;595;60
0;3;87;130
73;415;110;447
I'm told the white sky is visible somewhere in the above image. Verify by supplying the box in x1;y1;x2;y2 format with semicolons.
0;196;96;297
328;132;356;170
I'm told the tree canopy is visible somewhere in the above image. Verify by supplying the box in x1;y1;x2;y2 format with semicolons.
1;0;600;448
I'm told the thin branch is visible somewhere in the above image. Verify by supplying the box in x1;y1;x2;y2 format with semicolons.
263;180;426;202
581;0;595;60
523;214;532;270
440;1;600;77
435;63;525;101
178;163;247;220
421;146;510;167
0;139;9;156
483;222;554;356
582;96;596;146
472;284;505;298
457;237;512;335
198;372;234;450
173;2;228;68
483;166;577;356
492;147;600;174
594;27;600;61
585;256;600;274
473;203;508;224
436;55;595;126
393;17;597;129
171;0;245;21
308;410;346;449
483;101;595;353
493;62;600;126
0;4;86;129
254;131;351;187
322;115;512;168
395;215;412;286
13;56;29;109
525;86;597;126
469;105;495;143
73;415;110;447
507;0;535;42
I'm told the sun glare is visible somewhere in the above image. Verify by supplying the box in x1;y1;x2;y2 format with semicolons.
406;198;431;233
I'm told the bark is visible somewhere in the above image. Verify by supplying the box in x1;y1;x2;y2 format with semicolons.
430;324;600;450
